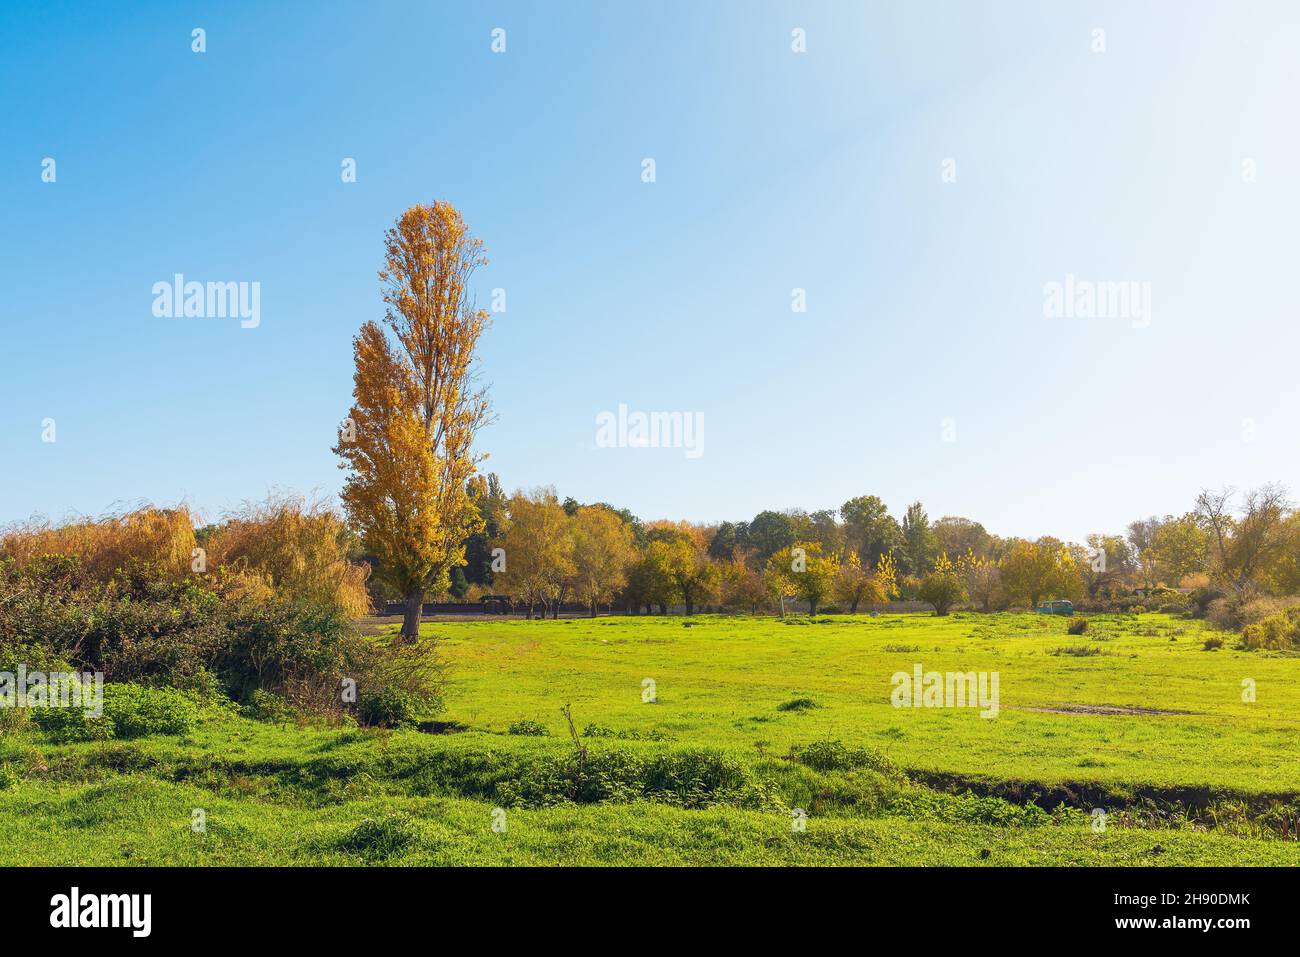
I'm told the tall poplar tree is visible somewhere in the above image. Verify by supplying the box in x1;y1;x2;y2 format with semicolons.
335;202;491;641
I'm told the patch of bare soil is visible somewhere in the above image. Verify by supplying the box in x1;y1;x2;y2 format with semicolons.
1011;704;1203;716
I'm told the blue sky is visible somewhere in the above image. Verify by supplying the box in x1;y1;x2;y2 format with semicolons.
2;0;1298;543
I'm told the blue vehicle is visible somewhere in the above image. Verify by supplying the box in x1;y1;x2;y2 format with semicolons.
1035;599;1074;616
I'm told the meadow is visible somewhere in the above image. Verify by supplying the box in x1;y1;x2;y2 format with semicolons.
2;611;1298;866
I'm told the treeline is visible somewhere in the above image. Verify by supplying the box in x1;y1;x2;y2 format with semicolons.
431;479;1300;635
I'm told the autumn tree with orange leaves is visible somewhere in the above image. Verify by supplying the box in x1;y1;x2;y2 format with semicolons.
335;202;492;641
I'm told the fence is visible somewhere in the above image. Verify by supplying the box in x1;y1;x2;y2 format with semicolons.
378;598;936;617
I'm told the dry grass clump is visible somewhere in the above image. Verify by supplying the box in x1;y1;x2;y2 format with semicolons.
0;505;196;581
203;494;371;618
1;495;370;619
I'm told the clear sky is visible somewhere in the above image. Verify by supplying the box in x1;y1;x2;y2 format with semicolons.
2;0;1297;543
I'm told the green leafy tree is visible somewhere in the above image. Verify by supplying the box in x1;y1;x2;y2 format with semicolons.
840;495;904;567
708;521;740;562
901;501;937;576
745;511;798;565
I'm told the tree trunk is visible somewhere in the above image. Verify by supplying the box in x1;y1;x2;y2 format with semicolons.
400;588;423;642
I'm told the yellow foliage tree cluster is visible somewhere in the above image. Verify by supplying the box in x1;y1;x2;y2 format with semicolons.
490;489;635;618
765;542;838;615
832;551;888;613
999;541;1081;607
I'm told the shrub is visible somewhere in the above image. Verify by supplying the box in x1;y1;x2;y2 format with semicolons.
246;689;296;723
350;642;444;728
1203;636;1225;651
0;556;224;678
356;686;427;728
0;524;435;725
1241;607;1300;651
794;739;897;775
203;495;371;619
507;719;550;736
581;723;667;741
1242;596;1300;626
1201;594;1296;633
0;507;196;583
32;683;197;743
1188;586;1225;618
1066;616;1088;635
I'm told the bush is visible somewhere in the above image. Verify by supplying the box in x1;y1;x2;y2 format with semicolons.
507;719;550;736
0;507;196;583
917;572;966;616
794;739;897;775
32;683;198;743
1188;586;1225;618
1203;636;1225;651
1242;596;1300;626
1241;607;1300;651
350;642;444;728
1206;597;1240;631
245;689;296;723
356;686;428;729
1201;594;1298;633
202;495;371;619
1066;616;1088;635
0;549;444;725
488;747;774;810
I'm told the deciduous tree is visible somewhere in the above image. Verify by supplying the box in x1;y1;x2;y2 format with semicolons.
335;202;491;641
569;506;634;616
832;551;886;613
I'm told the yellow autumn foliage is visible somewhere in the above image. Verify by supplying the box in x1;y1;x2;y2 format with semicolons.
0;505;196;581
204;495;371;619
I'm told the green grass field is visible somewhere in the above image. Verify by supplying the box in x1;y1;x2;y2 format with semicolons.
3;612;1298;866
